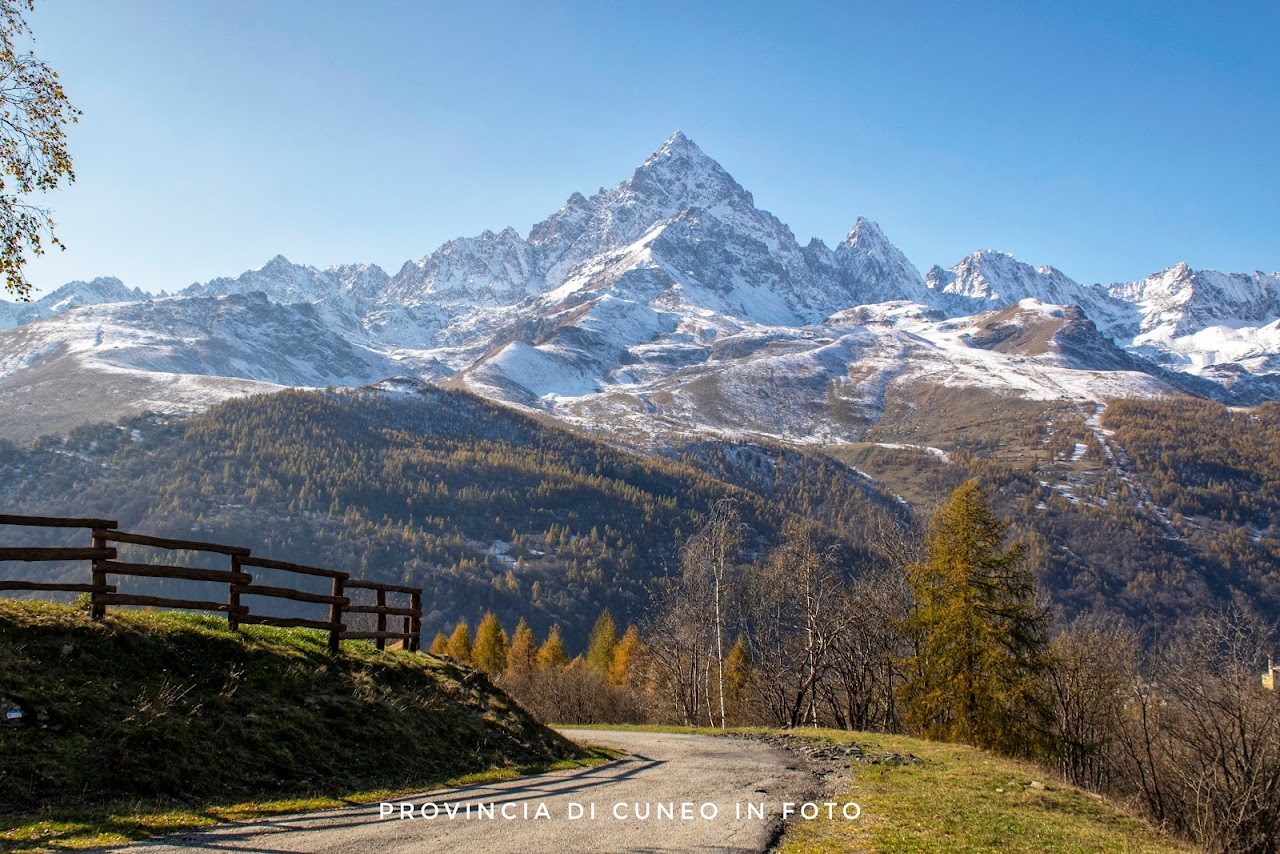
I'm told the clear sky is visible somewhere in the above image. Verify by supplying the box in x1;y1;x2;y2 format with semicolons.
13;0;1280;297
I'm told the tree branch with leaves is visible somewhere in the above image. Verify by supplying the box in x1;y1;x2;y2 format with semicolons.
0;0;78;301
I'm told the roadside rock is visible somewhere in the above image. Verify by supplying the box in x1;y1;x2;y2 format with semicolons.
725;731;928;790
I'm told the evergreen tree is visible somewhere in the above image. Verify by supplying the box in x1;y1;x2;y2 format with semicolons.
586;609;619;673
900;479;1052;756
507;619;538;677
445;619;473;663
537;624;569;670
472;612;509;673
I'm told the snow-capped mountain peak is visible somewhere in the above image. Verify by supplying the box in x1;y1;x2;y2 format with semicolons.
626;130;751;211
928;250;1082;306
183;255;335;304
828;217;926;305
842;216;887;247
256;254;294;273
526;131;768;288
388;226;536;307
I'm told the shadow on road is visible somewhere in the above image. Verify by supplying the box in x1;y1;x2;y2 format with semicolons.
116;754;664;853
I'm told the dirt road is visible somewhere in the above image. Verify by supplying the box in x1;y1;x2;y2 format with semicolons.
119;729;819;853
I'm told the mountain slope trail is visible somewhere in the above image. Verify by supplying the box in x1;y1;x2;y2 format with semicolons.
117;730;819;854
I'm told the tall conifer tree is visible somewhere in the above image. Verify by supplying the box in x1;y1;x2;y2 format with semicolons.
900;479;1052;756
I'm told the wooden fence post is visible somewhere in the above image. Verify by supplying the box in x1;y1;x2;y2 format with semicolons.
90;528;108;620
410;591;422;652
228;555;242;632
375;588;387;651
328;576;344;653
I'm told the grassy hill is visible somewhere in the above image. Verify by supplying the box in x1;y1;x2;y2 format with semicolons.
0;599;585;849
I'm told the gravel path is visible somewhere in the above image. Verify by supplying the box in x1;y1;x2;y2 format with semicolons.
117;729;820;853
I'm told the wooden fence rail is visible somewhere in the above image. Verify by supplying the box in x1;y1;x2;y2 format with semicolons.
0;513;422;652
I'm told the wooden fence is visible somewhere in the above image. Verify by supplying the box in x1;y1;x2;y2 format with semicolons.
0;513;422;652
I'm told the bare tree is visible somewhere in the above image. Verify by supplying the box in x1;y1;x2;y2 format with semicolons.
743;520;853;727
675;498;744;728
865;504;924;571
1108;610;1280;853
1047;616;1139;790
825;565;912;732
1159;611;1280;852
644;547;718;725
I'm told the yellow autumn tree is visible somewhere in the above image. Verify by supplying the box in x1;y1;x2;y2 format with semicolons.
724;635;751;722
445;619;473;664
537;624;569;670
585;609;618;673
472;612;509;674
428;631;449;656
506;618;538;677
608;625;644;686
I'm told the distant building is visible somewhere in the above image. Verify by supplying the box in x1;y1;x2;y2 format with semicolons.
1265;657;1278;691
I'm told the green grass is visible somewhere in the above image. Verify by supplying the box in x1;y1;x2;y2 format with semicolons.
776;730;1189;853
0;599;588;852
565;725;1188;854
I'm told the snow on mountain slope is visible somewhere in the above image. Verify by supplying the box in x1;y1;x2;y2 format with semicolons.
454;293;1177;447
0;292;399;388
1141;319;1280;375
0;277;150;330
1109;263;1280;338
964;300;1143;369
0;356;288;443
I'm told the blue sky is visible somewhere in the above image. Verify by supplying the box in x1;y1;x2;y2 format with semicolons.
15;0;1280;296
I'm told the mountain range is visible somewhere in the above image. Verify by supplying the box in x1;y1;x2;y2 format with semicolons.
2;131;1279;446
4;132;1280;638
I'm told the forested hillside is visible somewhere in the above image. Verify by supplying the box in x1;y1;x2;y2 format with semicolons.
2;386;1277;644
0;384;895;645
827;396;1280;630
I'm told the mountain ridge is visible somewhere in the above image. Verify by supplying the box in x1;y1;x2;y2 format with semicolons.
3;131;1279;444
